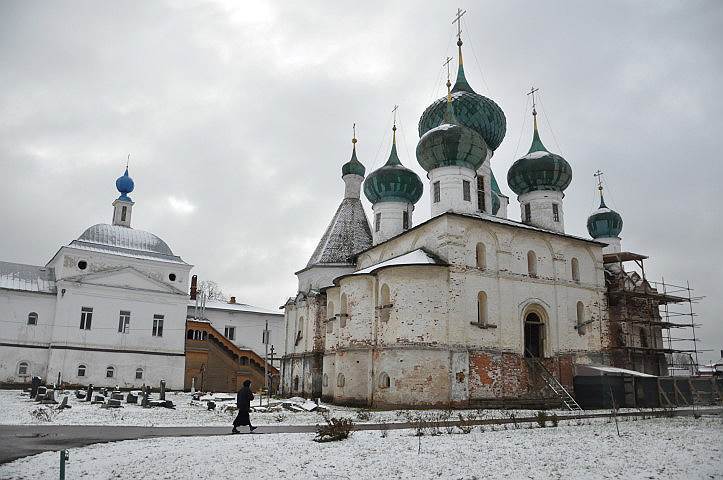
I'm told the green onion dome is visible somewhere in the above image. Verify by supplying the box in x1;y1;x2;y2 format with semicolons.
507;114;572;196
342;140;366;177
418;41;506;152
587;193;623;239
416;95;488;173
364;128;423;205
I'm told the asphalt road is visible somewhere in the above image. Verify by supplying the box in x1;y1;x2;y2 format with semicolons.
2;407;719;465
0;424;319;464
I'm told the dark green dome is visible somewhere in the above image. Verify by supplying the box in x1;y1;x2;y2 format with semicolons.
587;195;623;238
364;135;423;204
507;118;572;196
418;63;506;151
342;144;366;177
416;98;488;172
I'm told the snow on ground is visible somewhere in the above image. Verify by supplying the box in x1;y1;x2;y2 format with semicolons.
1;416;721;479
0;389;554;427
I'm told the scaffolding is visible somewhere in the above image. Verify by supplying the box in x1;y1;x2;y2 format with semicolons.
602;252;704;376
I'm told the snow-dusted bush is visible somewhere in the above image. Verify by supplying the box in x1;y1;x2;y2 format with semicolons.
314;417;354;443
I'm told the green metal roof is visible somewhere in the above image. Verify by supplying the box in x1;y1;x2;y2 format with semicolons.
507;119;572;195
364;137;423;204
418;62;506;152
342;145;366;177
587;195;623;238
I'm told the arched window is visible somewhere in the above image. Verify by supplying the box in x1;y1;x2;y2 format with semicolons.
202;331;207;340
527;251;538;277
328;301;335;320
379;372;390;389
323;373;328;387
340;293;348;328
295;317;304;346
17;362;29;376
640;328;649;349
476;243;486;270
571;258;580;283
106;366;115;378
27;312;38;325
293;376;299;390
576;302;585;334
239;356;248;366
187;330;194;339
337;373;345;388
379;284;391;323
77;364;86;377
477;291;488;326
135;368;144;380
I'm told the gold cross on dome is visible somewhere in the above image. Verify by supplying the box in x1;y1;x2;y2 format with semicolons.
452;8;466;40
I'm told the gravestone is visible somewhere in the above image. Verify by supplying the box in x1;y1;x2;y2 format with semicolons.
107;398;122;408
141;387;150;408
41;390;57;404
111;392;124;401
35;386;47;401
74;390;85;399
159;380;166;401
126;392;138;404
57;396;71;410
86;384;94;402
92;395;106;404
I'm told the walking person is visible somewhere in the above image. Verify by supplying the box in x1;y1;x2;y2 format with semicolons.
232;379;257;434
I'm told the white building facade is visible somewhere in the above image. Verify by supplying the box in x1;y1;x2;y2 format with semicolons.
0;168;192;389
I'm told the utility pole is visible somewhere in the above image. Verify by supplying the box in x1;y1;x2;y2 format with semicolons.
263;320;270;406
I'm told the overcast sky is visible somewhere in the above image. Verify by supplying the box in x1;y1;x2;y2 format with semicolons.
1;1;721;362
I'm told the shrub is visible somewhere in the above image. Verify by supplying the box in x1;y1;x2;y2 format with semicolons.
536;410;548;428
356;409;372;421
314;417;354;443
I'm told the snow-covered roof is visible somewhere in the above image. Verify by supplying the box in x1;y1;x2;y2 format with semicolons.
67;224;188;264
333;249;446;285
0;261;56;294
354;249;444;275
305;198;372;268
187;299;282;316
576;364;656;377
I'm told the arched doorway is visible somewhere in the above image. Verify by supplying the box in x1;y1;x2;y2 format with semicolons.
524;311;545;358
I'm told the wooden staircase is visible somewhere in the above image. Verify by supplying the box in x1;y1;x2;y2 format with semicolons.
526;354;582;411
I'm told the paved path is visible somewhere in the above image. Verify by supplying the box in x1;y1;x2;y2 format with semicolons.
2;407;719;464
0;424;320;464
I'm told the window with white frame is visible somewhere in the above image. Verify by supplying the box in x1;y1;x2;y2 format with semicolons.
106;366;115;378
18;361;29;376
152;315;164;337
27;312;38;325
135;367;144;380
77;364;86;377
80;307;93;330
224;326;236;341
118;310;131;333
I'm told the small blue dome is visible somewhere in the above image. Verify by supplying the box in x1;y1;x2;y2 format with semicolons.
116;167;135;201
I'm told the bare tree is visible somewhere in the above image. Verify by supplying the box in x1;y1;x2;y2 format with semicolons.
198;280;228;302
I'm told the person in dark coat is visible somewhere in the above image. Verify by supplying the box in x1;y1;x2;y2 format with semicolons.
232;380;257;433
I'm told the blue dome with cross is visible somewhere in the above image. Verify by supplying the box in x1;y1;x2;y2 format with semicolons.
115;167;135;201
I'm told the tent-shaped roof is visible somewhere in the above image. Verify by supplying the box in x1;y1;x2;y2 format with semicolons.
306;198;372;267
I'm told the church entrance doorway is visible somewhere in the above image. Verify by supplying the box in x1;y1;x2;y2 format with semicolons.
524;312;545;358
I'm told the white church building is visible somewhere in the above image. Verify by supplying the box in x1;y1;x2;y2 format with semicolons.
280;33;630;408
0;168;193;389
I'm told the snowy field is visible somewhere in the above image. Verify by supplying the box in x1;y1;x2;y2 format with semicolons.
0;389;552;427
1;416;721;479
